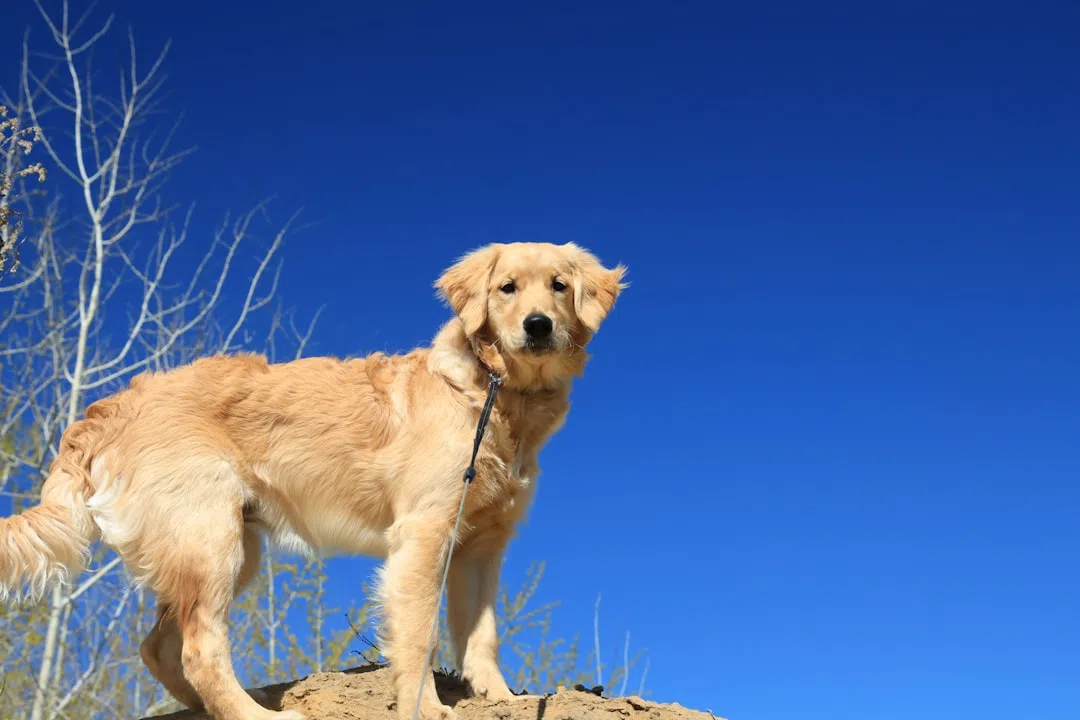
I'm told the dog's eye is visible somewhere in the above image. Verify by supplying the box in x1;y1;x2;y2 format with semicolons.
552;279;567;292
500;281;516;294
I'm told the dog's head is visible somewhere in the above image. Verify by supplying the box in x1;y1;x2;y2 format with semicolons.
435;242;627;384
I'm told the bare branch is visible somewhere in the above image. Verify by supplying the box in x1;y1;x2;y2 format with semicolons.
61;557;123;608
220;209;298;351
293;306;325;360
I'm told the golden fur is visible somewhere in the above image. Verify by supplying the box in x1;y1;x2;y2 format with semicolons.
0;241;627;720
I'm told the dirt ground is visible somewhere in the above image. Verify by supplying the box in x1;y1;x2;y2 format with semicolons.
140;664;723;720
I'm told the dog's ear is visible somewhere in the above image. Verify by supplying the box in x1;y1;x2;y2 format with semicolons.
435;244;500;336
566;243;628;333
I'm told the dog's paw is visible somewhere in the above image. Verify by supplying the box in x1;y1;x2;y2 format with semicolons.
465;666;516;703
474;684;515;702
401;699;456;720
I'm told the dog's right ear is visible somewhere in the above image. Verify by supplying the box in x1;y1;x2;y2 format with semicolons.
565;243;627;334
435;244;500;336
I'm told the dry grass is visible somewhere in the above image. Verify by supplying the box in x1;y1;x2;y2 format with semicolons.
0;105;46;274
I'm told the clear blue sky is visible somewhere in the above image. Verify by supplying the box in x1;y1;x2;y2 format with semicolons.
3;1;1080;719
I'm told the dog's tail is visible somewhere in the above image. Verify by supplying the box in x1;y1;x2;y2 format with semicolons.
0;475;96;601
0;415;106;602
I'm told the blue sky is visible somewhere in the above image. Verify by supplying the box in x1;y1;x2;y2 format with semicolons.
3;1;1080;719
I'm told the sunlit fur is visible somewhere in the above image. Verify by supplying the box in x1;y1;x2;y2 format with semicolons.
0;241;626;720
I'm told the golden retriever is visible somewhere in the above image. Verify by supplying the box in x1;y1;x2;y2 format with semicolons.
0;241;627;720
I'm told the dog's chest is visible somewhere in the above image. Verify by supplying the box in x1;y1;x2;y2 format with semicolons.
460;391;568;536
474;437;532;498
472;409;557;512
463;442;536;551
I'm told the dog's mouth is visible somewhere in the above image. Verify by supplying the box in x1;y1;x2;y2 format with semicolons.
522;338;556;355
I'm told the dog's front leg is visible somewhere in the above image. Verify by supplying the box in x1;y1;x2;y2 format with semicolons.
447;549;515;702
382;512;456;720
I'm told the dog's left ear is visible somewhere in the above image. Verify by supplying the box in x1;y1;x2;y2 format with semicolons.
435;244;500;336
566;243;628;333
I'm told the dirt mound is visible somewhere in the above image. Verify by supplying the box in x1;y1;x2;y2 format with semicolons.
141;664;722;720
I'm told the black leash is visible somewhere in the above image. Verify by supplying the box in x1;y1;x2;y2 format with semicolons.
412;368;503;720
463;370;503;484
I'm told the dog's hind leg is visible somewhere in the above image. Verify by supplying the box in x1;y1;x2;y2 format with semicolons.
140;524;267;712
140;602;203;710
151;495;302;720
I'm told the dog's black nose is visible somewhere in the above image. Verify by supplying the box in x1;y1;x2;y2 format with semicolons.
523;313;553;339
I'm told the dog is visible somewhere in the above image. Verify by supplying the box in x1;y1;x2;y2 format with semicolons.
0;241;627;720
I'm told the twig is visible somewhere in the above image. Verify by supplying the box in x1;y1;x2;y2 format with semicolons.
637;657;650;698
619;631;630;697
593;593;602;688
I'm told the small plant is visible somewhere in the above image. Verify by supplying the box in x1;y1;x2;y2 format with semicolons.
0;105;46;274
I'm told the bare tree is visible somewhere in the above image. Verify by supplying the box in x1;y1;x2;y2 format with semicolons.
0;2;314;717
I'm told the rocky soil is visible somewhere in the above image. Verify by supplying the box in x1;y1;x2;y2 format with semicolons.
140;664;723;720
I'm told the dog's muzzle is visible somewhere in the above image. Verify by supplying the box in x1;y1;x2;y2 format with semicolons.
522;313;555;352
